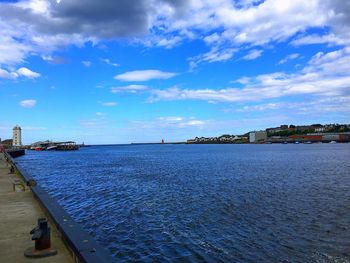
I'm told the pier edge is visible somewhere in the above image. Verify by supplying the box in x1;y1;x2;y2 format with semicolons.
3;151;114;263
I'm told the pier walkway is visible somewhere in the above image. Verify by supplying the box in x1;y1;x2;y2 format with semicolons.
0;153;74;263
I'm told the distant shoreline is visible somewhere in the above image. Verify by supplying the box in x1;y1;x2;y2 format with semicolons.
82;141;350;147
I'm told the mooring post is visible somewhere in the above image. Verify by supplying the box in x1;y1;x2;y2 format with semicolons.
24;218;57;258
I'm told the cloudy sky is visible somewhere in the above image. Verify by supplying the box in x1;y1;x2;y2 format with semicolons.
1;0;350;144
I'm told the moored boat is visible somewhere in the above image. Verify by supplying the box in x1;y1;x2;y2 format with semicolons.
47;146;57;150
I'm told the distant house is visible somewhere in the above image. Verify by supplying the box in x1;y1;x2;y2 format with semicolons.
1;139;13;148
315;127;325;132
266;125;289;134
249;131;267;143
188;134;245;143
295;125;314;132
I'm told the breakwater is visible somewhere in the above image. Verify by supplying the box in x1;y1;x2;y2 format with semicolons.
2;151;113;263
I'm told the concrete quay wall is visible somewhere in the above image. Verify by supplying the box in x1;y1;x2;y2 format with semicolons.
0;152;113;263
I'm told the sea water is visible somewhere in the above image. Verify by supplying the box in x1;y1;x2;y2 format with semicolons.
17;144;350;262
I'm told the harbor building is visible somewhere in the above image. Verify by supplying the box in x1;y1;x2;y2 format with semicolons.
12;125;22;146
249;131;267;143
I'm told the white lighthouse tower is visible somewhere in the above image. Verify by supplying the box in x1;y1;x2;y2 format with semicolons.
13;125;22;146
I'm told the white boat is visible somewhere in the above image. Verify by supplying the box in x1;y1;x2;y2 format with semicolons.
46;146;57;150
329;141;337;144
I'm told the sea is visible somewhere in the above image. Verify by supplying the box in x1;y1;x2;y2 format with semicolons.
16;144;350;262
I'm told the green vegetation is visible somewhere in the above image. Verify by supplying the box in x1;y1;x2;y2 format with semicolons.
327;124;350;133
267;124;350;137
268;129;314;137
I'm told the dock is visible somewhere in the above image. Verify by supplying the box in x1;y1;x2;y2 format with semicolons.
0;153;74;263
29;141;79;151
0;151;114;263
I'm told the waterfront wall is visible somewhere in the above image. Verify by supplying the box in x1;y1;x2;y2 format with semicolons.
6;149;25;158
3;151;113;263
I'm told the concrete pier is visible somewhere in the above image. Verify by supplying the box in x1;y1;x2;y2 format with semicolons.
0;153;74;263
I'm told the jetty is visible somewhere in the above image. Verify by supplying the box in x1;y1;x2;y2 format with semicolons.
0;150;113;263
29;141;79;151
0;153;74;262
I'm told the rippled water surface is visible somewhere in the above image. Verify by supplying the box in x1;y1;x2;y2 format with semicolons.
17;144;350;262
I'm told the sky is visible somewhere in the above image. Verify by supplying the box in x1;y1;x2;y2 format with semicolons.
0;0;350;144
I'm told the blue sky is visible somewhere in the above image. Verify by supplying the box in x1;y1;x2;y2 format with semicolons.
0;0;350;144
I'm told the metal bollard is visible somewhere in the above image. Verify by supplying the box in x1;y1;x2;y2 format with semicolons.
26;178;37;187
24;218;57;258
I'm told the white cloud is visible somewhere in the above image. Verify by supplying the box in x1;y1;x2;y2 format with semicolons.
234;76;251;85
130;116;207;130
80;120;104;128
42;55;53;62
0;67;40;79
111;85;148;93
95;112;105;116
157;36;182;49
17;67;40;78
0;16;88;67
238;103;283;112
0;0;349;69
101;102;117;107
81;61;92;67
114;70;176;82
291;34;348;46
80;111;108;129
41;55;69;64
236;96;350;115
0;34;30;66
278;53;300;64
155;0;333;67
0;68;18;79
101;58;119;67
19;99;37;108
126;114;300;142
149;47;350;105
189;47;237;70
242;49;263;60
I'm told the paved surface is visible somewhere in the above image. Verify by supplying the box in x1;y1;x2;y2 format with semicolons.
0;153;74;263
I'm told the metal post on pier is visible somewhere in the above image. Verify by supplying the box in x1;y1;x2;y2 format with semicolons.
24;218;58;258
